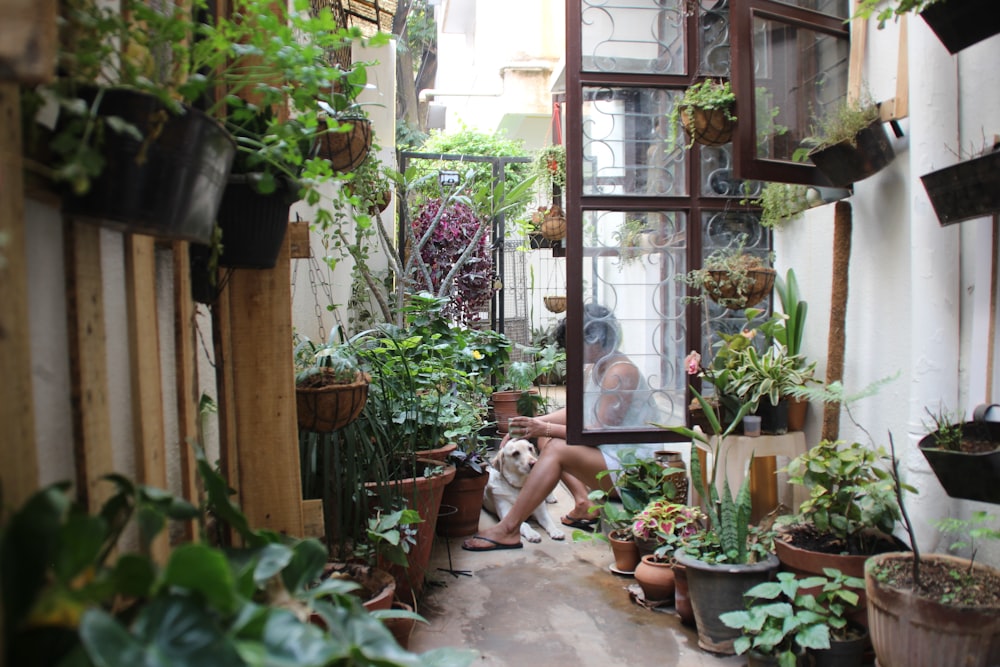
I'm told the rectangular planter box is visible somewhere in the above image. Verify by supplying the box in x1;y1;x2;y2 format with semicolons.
920;0;1000;54
920;147;1000;226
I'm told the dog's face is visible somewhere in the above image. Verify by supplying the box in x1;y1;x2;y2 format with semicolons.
490;438;539;488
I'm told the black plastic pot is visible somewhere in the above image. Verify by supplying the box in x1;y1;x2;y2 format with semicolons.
808;120;894;188
62;88;236;244
920;0;1000;55
216;175;299;269
754;399;789;436
918;410;1000;505
920;145;1000;226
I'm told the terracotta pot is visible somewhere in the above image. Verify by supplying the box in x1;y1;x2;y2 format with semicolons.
371;461;456;605
382;600;418;649
774;535;871;631
296;372;370;433
865;552;1000;667
681;105;736;147
676;551;780;655
318;562;396;614
608;530;640;573
437;468;489;537
673;563;696;626
415;442;458;462
490;389;539;434
540;206;566;240
634;555;676;603
786;395;808;432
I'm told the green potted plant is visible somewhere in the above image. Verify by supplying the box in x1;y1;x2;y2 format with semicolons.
491;339;566;434
865;440;1000;667
0;445;476;667
729;343;816;435
294;326;370;433
612;217;650;266
316;62;375;173
799;92;895;188
917;403;1000;504
666;78;737;151
853;0;1000;55
720;569;869;667
533;144;567;203
663;389;779;655
678;234;776;310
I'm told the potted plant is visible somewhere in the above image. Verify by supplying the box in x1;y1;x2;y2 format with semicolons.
664;389;780;655
920;140;1000;226
0;445;476;667
294;326;370;433
917;403;1000;504
612;217;650;266
316;62;375;173
490;339;566;434
800;92;895;188
533;144;567;203
854;0;1000;55
865;439;1000;667
730;344;816;435
436;437;492;538
679;234;776;310
632;501;705;604
764;269;814;430
33;0;238;244
666;78;737;151
720;569;869;667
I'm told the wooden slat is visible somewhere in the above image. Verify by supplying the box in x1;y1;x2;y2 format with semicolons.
289;220;311;259
223;234;304;537
0;0;57;85
880;14;909;122
125;235;169;561
302;498;325;540
173;241;201;541
0;82;39;511
847;2;867;104
213;271;242;540
64;220;115;512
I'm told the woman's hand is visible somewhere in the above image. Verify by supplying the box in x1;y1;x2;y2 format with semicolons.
507;416;537;440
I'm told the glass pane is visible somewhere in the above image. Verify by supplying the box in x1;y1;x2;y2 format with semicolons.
698;0;731;77
581;0;687;75
580;210;689;431
583;87;686;196
701;144;762;198
752;15;849;163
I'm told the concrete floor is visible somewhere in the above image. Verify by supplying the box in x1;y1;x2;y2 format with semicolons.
407;483;745;667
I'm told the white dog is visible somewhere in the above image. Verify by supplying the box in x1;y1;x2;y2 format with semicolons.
482;439;565;543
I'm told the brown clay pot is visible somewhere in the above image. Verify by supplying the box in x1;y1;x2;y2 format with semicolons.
634;554;676;603
608;530;640;573
786;395;809;432
673;562;696;626
382;600;418;649
415;442;458;462
437;468;489;538
490;389;539;434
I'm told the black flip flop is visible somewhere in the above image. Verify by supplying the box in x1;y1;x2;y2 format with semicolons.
561;515;599;532
461;535;524;552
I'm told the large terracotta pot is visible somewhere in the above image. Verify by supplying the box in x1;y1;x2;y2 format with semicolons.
786;395;809;432
415;442;458;463
437;467;489;538
675;551;780;654
317;562;396;614
372;461;456;605
381;600;418;649
634;554;675;603
490;389;539;434
865;552;1000;667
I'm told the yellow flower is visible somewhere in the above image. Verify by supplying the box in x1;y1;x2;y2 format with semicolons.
472;350;484;360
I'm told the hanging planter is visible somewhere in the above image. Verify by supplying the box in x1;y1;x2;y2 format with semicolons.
60;88;236;244
540;204;567;241
804;94;894;188
703;268;776;309
296;372;370;433
216;174;299;269
317;115;373;173
667;79;737;151
543;295;567;313
917;404;1000;504
920;143;1000;226
919;0;1000;54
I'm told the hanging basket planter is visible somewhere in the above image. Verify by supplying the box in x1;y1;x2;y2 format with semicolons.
540;205;567;241
296;371;370;433
919;0;1000;54
543;295;567;313
317;116;373;173
703;267;776;309
807;119;895;188
61;88;236;244
216;174;299;269
681;106;736;147
920;144;1000;226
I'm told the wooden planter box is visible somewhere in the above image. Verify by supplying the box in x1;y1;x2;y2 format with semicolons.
920;146;1000;226
808;120;895;188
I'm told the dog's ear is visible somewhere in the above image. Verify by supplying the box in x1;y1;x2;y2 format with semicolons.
489;447;503;470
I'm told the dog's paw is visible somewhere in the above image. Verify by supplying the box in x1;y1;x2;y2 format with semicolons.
520;525;543;543
548;528;566;541
544;494;558;504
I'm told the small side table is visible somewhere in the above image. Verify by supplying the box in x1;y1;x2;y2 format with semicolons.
694;432;809;522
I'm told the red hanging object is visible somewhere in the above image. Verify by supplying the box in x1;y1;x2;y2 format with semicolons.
552;101;562;146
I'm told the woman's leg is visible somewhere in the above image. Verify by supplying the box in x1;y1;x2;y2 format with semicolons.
536;436;595;521
463;440;610;549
